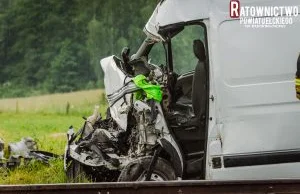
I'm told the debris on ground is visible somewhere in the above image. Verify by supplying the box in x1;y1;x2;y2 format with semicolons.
8;137;37;158
0;137;60;169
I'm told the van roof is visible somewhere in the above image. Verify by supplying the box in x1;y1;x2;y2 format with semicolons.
144;0;300;39
144;0;209;39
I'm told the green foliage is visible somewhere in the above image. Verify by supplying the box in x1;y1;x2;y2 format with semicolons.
0;97;107;184
0;113;83;184
0;113;84;150
0;1;206;99
47;39;92;93
0;0;157;98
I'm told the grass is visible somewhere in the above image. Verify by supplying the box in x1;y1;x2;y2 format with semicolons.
0;89;108;184
0;89;106;116
0;159;66;184
0;113;85;155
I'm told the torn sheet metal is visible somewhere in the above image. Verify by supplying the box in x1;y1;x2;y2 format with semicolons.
0;137;60;169
8;137;38;158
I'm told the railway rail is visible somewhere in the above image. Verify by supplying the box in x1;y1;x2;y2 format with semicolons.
1;180;300;194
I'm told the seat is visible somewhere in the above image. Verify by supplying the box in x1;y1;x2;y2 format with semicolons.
182;40;207;176
180;39;207;153
169;39;207;157
172;39;207;122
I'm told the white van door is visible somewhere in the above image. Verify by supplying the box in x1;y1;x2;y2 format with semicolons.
207;2;300;179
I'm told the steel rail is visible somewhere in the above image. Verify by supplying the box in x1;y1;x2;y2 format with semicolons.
1;180;300;194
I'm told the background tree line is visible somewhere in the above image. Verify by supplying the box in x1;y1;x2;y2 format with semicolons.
0;0;157;98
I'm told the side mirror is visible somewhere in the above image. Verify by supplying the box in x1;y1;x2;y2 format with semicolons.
121;47;130;64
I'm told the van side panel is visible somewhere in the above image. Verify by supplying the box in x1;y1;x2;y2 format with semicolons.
218;20;300;155
208;10;300;179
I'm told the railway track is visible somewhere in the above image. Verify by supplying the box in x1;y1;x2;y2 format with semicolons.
1;180;300;194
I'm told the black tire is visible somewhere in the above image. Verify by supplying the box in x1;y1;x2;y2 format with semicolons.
118;156;176;181
66;159;87;183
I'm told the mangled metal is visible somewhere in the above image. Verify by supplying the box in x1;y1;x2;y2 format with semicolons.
63;41;199;182
63;19;209;181
0;137;59;169
8;137;38;158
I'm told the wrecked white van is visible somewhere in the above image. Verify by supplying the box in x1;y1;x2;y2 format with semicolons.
65;0;300;181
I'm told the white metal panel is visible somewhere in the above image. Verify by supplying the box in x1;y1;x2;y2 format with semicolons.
144;0;209;37
216;18;300;154
145;0;300;38
206;0;300;180
100;56;131;130
144;4;162;41
156;0;209;26
100;56;129;95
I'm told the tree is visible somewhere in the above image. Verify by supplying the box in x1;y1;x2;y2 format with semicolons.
0;0;157;98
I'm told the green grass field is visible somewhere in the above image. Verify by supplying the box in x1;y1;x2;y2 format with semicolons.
0;89;107;184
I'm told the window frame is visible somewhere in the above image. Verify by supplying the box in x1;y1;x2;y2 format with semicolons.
167;22;207;75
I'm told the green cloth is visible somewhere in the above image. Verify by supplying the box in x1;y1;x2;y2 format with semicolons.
133;75;162;102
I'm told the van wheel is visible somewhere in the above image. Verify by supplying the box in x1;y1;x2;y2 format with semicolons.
118;156;176;181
